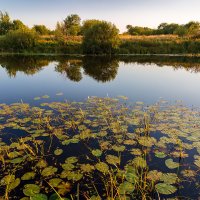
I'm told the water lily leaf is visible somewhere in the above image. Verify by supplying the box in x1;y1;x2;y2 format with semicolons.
10;157;23;164
8;178;20;191
62;163;75;171
36;160;48;168
130;148;142;156
89;196;101;200
49;178;63;187
21;172;36;181
106;155;120;165
125;172;138;183
194;158;200;168
147;170;162;182
155;183;177;195
54;149;63;156
41;166;58;177
23;184;40;196
49;193;69;200
80;164;95;173
34;97;40;101
165;159;179;169
30;194;48;200
155;151;167;158
181;169;196;178
92;149;102;157
41;95;50;99
119;181;135;194
65;157;78;164
95;162;109;174
138;137;156;147
160;173;179;184
1;175;15;185
132;157;147;168
112;145;126;152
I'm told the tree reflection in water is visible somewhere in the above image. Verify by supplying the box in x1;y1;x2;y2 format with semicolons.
1;55;200;81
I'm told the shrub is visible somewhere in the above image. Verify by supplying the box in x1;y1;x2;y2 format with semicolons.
3;29;38;52
82;21;120;55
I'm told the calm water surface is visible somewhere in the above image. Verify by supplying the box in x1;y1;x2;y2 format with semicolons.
0;55;200;105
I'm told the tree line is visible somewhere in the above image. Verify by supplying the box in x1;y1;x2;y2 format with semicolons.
126;22;200;37
0;11;200;54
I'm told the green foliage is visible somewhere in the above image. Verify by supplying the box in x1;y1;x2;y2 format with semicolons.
0;11;13;35
2;29;38;52
81;19;101;35
64;14;81;36
33;25;51;35
12;20;28;31
126;25;155;35
83;21;120;54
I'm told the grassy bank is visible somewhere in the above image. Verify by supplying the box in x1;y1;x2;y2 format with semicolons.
0;34;200;55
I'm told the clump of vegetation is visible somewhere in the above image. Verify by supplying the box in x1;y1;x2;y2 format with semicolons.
82;21;120;54
0;96;200;199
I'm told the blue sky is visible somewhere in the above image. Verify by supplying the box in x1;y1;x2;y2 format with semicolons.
1;0;200;32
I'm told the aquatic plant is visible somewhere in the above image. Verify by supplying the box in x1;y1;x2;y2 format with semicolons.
0;97;200;199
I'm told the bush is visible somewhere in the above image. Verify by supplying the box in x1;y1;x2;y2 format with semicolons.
82;21;120;54
3;29;38;52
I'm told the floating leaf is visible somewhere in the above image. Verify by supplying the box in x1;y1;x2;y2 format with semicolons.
30;194;48;200
21;172;36;181
165;159;179;169
119;182;135;194
92;149;102;157
155;183;177;195
132;157;147;168
49;178;63;187
41;95;50;99
106;155;120;165
95;162;109;174
54;149;63;156
80;164;95;173
155;151;167;158
41;166;58;177
23;184;40;197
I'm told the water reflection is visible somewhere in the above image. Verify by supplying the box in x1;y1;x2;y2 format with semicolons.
1;55;200;82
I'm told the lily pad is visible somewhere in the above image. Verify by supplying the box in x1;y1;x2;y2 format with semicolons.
165;159;179;169
21;172;36;181
95;162;109;174
23;184;40;196
119;181;135;194
49;178;63;187
92;149;102;157
30;194;48;200
41;166;58;177
54;149;63;156
155;183;177;195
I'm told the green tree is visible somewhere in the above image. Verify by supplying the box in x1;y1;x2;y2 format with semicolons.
81;19;101;35
126;25;155;35
157;23;179;34
82;21;120;54
33;25;51;35
12;20;28;31
64;14;81;36
185;21;200;35
0;11;13;35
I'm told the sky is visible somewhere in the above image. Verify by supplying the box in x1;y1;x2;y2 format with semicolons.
0;0;200;32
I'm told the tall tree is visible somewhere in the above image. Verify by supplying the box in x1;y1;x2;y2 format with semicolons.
12;20;28;31
0;11;13;35
64;14;81;36
33;25;51;35
83;21;120;54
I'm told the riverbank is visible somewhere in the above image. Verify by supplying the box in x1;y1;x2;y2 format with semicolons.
0;35;200;55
